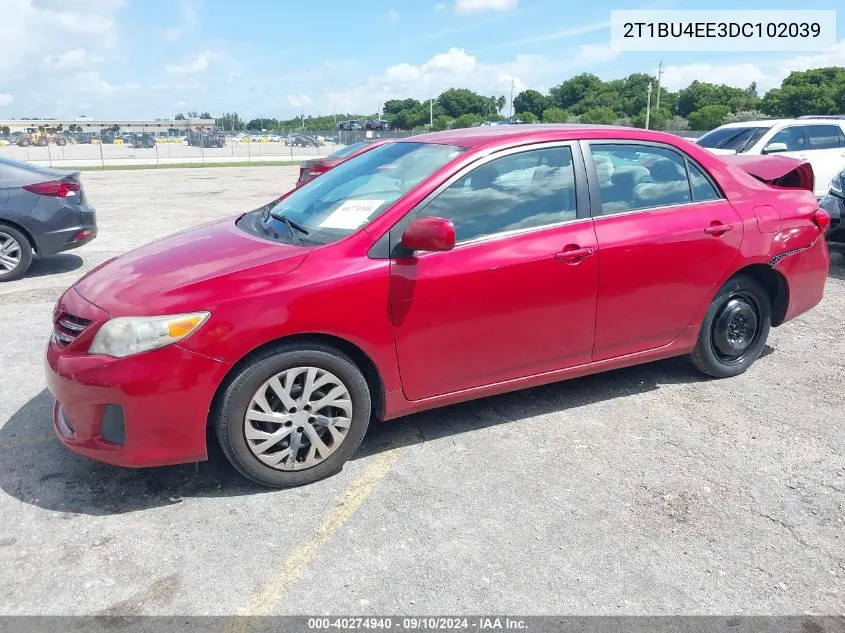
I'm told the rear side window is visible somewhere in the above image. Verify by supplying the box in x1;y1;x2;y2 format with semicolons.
805;125;843;149
589;144;693;214
688;162;721;202
768;126;805;151
417;146;577;242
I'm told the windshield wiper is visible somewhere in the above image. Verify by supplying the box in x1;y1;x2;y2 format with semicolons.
270;213;310;245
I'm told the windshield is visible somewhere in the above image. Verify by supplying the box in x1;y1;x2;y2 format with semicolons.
267;142;464;244
329;141;367;159
697;126;771;152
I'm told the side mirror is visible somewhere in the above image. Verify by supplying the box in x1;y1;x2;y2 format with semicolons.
401;217;456;253
762;142;788;154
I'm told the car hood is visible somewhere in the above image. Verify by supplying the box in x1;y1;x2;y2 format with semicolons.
74;216;309;316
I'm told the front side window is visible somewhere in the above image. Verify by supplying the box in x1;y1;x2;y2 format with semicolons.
416;146;577;242
590;144;693;215
265;142;464;244
768;126;805;151
805;125;843;150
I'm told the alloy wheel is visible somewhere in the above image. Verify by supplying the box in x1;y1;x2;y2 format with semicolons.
243;366;353;471
0;232;22;274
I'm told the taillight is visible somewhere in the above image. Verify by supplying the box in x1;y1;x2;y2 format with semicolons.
23;179;80;197
813;209;831;233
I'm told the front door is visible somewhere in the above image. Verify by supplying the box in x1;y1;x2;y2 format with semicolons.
389;144;599;401
586;142;744;361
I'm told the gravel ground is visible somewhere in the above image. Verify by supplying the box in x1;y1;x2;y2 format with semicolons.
0;167;843;616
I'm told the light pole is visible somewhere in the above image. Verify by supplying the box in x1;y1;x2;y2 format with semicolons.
645;82;653;130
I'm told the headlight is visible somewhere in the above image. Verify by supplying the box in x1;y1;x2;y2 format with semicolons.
830;171;844;197
88;312;210;358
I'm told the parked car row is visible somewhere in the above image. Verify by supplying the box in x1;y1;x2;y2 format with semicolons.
336;119;391;131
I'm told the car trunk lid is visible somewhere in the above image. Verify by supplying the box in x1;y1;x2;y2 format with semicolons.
721;154;815;192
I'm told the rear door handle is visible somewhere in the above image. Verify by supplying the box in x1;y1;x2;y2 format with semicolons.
704;222;734;236
554;247;594;263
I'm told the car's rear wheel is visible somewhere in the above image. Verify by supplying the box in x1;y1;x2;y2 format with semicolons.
213;342;371;488
691;274;771;378
0;225;33;282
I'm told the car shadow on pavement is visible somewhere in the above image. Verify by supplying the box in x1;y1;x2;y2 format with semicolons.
26;254;84;277
0;354;735;516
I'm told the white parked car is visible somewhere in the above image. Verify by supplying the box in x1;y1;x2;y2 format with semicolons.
696;118;845;197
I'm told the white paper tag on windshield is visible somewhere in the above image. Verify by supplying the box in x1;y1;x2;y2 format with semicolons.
319;200;383;229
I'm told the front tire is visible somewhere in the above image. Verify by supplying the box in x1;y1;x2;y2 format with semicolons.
0;225;33;282
691;274;771;378
213;342;372;488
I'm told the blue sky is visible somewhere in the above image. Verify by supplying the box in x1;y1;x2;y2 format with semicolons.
1;0;843;120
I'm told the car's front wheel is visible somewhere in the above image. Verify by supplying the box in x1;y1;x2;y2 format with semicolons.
691;274;772;378
213;342;372;488
0;224;33;282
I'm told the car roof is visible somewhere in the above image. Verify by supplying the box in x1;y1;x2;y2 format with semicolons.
399;124;683;149
717;118;845;129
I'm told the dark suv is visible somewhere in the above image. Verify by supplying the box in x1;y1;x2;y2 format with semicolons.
820;167;845;254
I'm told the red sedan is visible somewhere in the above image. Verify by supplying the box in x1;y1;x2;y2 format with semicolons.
296;139;390;187
46;125;830;488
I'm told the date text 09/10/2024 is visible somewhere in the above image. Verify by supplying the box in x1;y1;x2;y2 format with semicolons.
307;618;528;630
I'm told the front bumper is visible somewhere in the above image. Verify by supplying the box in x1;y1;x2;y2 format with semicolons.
45;288;232;468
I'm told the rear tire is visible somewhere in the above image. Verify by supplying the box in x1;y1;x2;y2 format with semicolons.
0;224;33;282
691;274;771;378
213;342;371;488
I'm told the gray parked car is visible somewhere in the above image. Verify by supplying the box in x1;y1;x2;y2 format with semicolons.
0;156;97;281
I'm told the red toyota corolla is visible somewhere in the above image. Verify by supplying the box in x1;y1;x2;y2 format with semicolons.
46;125;830;488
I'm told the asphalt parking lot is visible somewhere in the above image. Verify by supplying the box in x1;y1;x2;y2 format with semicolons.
0;166;843;616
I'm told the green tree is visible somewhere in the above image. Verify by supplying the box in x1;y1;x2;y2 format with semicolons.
431;115;451;131
549;73;603;110
579;107;617;125
516;111;538;124
174;112;186;120
688;105;730;130
200;111;212;119
631;107;671;129
453;113;483;128
541;107;570;123
760;68;845;116
513;90;549;118
437;88;485;117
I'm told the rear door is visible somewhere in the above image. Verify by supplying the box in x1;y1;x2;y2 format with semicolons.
389;143;599;401
584;141;743;361
803;125;845;196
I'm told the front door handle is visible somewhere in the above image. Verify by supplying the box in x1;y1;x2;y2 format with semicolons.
704;222;734;236
554;247;594;263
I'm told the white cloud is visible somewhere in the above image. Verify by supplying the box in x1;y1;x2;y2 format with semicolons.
74;71;138;96
490;21;610;50
434;2;447;10
661;39;845;93
322;44;620;116
165;50;218;75
287;94;313;108
387;8;399;21
0;93;14;106
226;70;243;84
455;0;517;14
151;78;206;92
43;48;104;71
162;28;181;41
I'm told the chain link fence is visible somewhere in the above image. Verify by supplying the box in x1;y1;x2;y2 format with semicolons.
0;126;705;168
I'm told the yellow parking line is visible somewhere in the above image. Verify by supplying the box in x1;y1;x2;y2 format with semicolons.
227;448;404;626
